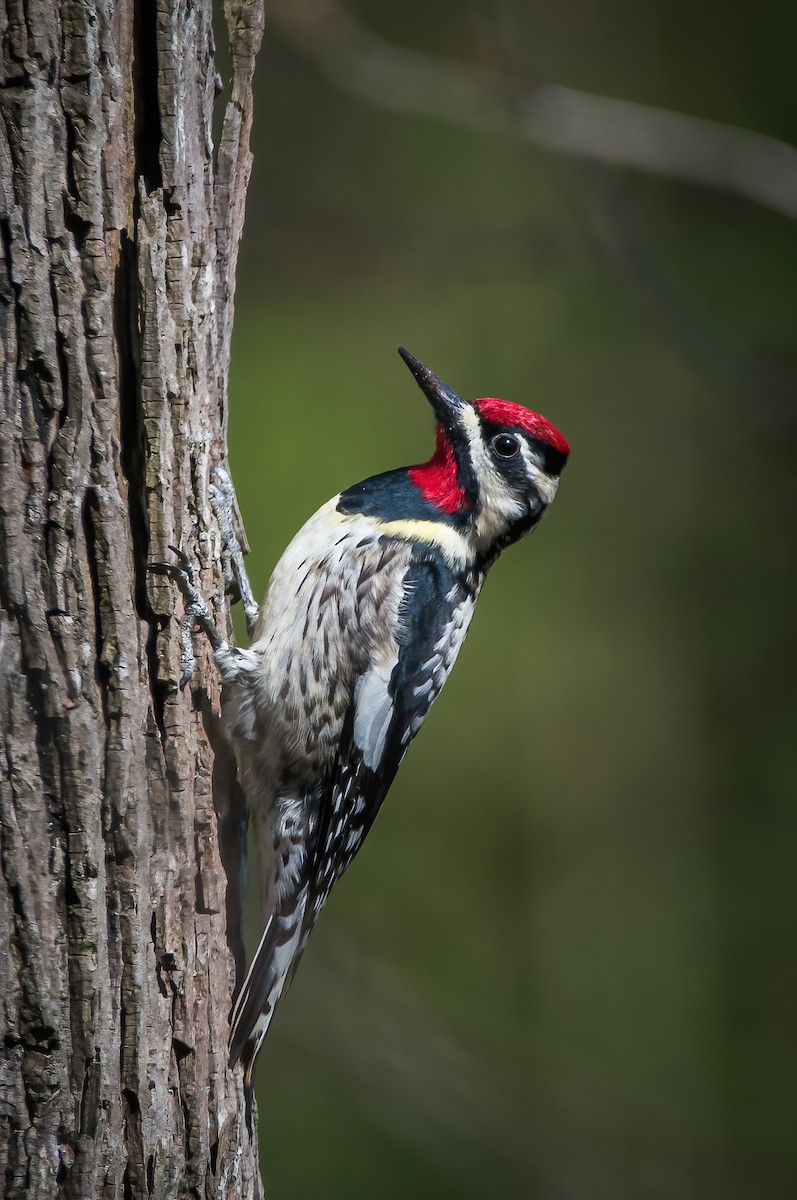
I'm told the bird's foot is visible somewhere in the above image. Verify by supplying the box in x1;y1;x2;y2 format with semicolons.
151;545;223;690
210;466;259;639
151;546;254;689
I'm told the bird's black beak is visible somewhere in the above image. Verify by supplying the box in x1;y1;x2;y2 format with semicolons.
398;347;472;432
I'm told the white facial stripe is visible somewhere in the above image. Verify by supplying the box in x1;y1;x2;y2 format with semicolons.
518;440;559;505
459;416;561;546
459;404;482;439
460;415;526;547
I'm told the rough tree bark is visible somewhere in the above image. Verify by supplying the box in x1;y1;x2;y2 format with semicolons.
0;1;265;1196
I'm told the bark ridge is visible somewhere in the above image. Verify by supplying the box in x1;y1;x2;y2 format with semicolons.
0;1;265;1195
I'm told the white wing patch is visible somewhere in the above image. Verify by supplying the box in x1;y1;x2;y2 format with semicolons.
353;656;399;770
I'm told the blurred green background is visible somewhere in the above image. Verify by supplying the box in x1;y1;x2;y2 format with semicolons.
225;3;797;1196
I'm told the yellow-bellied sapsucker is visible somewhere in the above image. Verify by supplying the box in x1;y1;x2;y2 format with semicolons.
156;348;569;1095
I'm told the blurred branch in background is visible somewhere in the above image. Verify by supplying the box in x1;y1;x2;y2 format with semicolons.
270;0;797;223
578;192;797;435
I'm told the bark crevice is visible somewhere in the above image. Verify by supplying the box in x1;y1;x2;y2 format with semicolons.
132;0;164;195
0;1;266;1195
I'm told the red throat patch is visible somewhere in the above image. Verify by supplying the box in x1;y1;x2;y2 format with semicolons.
475;398;570;455
408;426;468;514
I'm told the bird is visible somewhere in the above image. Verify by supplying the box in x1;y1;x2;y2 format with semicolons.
156;348;569;1098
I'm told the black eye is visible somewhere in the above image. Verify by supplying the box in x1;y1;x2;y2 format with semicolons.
491;433;519;459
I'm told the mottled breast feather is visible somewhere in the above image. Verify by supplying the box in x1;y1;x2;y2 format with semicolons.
244;500;414;783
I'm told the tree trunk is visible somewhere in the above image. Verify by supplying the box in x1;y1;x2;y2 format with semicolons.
0;1;265;1195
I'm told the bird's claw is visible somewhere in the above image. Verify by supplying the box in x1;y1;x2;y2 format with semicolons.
210;466;259;639
150;545;222;689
